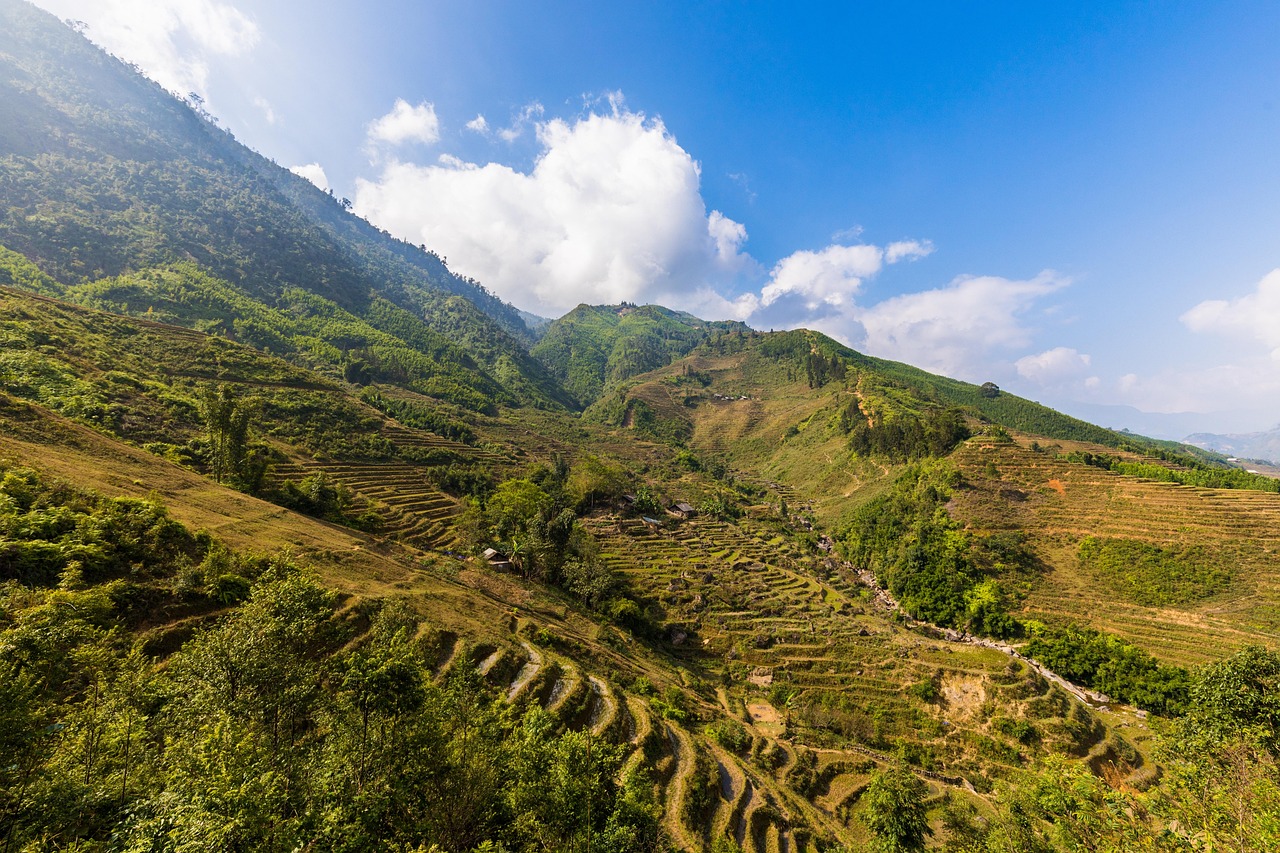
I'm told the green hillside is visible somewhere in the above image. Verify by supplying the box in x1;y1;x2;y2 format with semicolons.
0;0;572;410
3;3;1280;851
532;303;748;406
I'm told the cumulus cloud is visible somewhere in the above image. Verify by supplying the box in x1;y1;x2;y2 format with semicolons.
290;162;330;192
856;272;1069;380
1181;268;1280;358
355;106;752;315
33;0;259;100
755;244;884;325
366;99;440;148
1015;346;1092;384
465;114;489;134
351;93;1069;384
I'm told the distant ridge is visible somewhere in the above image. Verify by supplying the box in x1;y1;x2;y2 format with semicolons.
1185;426;1280;465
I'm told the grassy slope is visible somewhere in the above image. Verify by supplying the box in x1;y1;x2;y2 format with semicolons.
0;286;1166;850
948;434;1280;666
594;331;1280;669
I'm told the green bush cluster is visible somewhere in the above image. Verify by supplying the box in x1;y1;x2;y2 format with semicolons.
841;462;1027;638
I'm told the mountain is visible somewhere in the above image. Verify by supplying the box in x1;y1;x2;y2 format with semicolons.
4;4;1279;850
1185;425;1280;465
0;0;574;410
531;302;749;406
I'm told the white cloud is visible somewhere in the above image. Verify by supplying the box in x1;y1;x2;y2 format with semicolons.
366;99;440;147
1181;268;1280;358
253;95;276;125
1015;346;1092;384
884;239;934;264
465;114;489;134
1089;269;1280;420
354;106;752;315
33;0;259;101
351;93;1066;384
855;272;1069;380
498;102;545;142
755;244;884;325
1109;360;1280;416
289;162;329;192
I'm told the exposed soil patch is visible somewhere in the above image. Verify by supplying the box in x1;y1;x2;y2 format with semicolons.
941;673;987;719
1046;478;1066;494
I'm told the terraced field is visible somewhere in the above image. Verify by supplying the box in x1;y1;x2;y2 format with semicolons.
579;506;1151;849
271;422;506;550
950;437;1280;665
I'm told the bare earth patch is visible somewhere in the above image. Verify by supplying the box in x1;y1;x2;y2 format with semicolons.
1046;478;1066;494
941;674;987;719
747;702;784;737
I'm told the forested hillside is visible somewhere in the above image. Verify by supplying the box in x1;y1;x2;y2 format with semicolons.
0;0;573;410
532;303;748;406
3;2;1280;850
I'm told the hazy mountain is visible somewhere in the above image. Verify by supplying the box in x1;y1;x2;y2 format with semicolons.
1185;426;1280;464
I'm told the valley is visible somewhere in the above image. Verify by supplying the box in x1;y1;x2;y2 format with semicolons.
2;2;1279;849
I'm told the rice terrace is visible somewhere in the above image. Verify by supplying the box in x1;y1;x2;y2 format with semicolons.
2;2;1280;851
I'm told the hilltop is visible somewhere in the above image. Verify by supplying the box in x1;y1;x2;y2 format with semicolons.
531;303;749;407
2;2;1279;850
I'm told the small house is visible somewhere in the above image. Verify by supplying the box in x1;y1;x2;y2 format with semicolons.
482;547;514;571
668;502;697;519
641;515;663;531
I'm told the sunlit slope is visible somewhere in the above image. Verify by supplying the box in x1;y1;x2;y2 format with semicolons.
587;329;1135;524
947;435;1280;667
531;303;749;406
0;1;573;408
588;328;1279;667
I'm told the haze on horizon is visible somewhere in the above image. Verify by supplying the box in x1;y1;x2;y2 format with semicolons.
31;0;1280;437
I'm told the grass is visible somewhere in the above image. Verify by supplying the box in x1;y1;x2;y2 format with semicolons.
946;436;1280;666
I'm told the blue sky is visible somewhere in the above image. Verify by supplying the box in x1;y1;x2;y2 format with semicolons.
33;0;1280;435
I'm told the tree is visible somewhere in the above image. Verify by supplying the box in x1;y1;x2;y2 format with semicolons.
200;384;258;488
863;765;932;853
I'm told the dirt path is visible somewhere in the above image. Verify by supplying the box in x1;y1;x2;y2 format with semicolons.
826;536;1114;708
663;723;701;853
506;641;543;701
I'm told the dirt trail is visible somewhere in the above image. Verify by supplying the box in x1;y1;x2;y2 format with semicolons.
506;641;544;701
663;723;701;853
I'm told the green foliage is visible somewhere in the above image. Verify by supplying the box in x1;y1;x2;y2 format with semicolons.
841;463;1028;638
532;303;746;406
0;464;204;589
359;387;476;444
705;719;751;754
1023;624;1189;715
0;477;662;852
1183;645;1280;754
862;765;932;852
200;383;263;489
1077;535;1229;606
1068;448;1280;493
842;402;971;462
